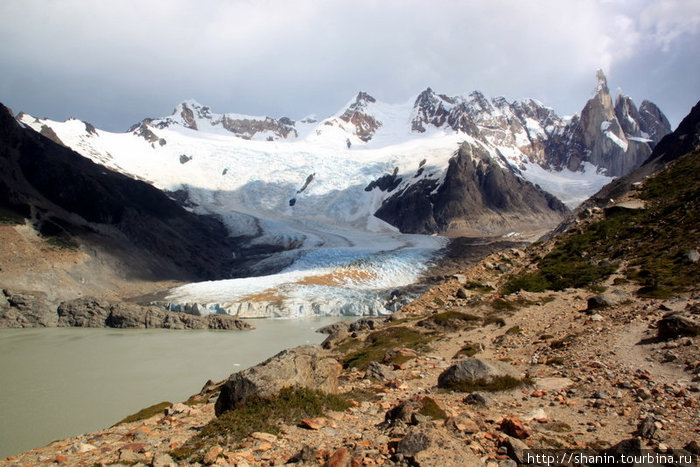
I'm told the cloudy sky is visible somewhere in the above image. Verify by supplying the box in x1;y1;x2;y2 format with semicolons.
1;0;698;131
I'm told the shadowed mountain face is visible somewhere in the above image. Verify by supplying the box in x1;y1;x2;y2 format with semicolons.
0;103;251;281
374;143;570;235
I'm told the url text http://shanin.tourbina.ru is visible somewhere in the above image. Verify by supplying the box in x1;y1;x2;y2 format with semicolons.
523;449;698;466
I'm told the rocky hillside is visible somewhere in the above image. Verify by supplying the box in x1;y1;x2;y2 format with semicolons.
4;101;697;467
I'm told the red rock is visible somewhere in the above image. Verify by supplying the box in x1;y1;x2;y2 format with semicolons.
300;417;328;430
500;416;530;439
120;442;148;452
328;448;351;467
531;390;546;397
55;454;68;463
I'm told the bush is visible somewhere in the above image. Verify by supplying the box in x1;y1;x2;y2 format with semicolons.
344;326;432;370
172;387;350;461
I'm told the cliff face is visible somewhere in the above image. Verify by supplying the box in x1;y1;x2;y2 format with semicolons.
375;142;570;235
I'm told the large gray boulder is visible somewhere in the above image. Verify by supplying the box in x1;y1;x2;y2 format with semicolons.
586;289;630;313
215;345;342;416
437;358;523;390
657;311;700;340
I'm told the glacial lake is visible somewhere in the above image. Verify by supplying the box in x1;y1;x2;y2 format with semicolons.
0;317;350;458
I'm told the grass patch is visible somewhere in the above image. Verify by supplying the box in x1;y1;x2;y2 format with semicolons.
454;343;481;358
44;235;79;251
490;298;517;312
172;387;350;462
505;325;522;335
344;326;432;370
550;334;579;349
113;401;172;426
545;356;566;366
482;315;506;327
464;281;494;293
440;375;531;393
418;311;480;330
0;206;27;225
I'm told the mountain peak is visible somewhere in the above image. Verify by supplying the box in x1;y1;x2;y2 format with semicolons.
595;69;609;95
354;91;376;104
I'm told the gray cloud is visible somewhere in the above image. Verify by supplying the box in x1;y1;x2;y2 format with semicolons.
1;0;698;131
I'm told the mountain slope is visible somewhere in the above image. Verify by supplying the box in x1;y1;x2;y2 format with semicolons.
0;103;253;283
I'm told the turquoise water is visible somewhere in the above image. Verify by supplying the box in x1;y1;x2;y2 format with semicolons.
0;317;348;458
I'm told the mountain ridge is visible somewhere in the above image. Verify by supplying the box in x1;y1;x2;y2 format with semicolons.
14;71;671;240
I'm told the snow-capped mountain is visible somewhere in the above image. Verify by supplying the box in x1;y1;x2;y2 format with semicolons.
10;71;673;317
20;71;669;229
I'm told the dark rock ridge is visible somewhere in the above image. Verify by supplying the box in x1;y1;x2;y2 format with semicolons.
375;143;570;235
0;292;251;330
0;103;248;281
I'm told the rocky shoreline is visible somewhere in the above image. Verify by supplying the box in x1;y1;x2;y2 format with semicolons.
0;291;251;331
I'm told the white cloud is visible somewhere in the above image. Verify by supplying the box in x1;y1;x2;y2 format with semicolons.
0;0;697;129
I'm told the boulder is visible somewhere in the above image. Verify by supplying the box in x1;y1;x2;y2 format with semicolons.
501;436;529;465
586;289;630;313
657;311;700;339
348;318;381;333
364;361;397;382
683;249;699;264
206;314;251;330
394;425;481;465
215;345;342;416
384;396;446;426
437;358;523;390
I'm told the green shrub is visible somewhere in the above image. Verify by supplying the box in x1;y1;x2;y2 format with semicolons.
113;401;172;426
172;387;350;461
344;326;432;370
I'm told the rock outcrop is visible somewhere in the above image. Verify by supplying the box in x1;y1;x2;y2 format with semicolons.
0;289;57;327
55;297;252;330
140;100;298;141
375;142;570;235
215;345;342;416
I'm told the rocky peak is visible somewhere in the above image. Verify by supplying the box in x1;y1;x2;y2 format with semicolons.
577;70;651;176
638;100;672;145
374;142;569;235
338;92;382;142
614;94;643;137
411;88;454;132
